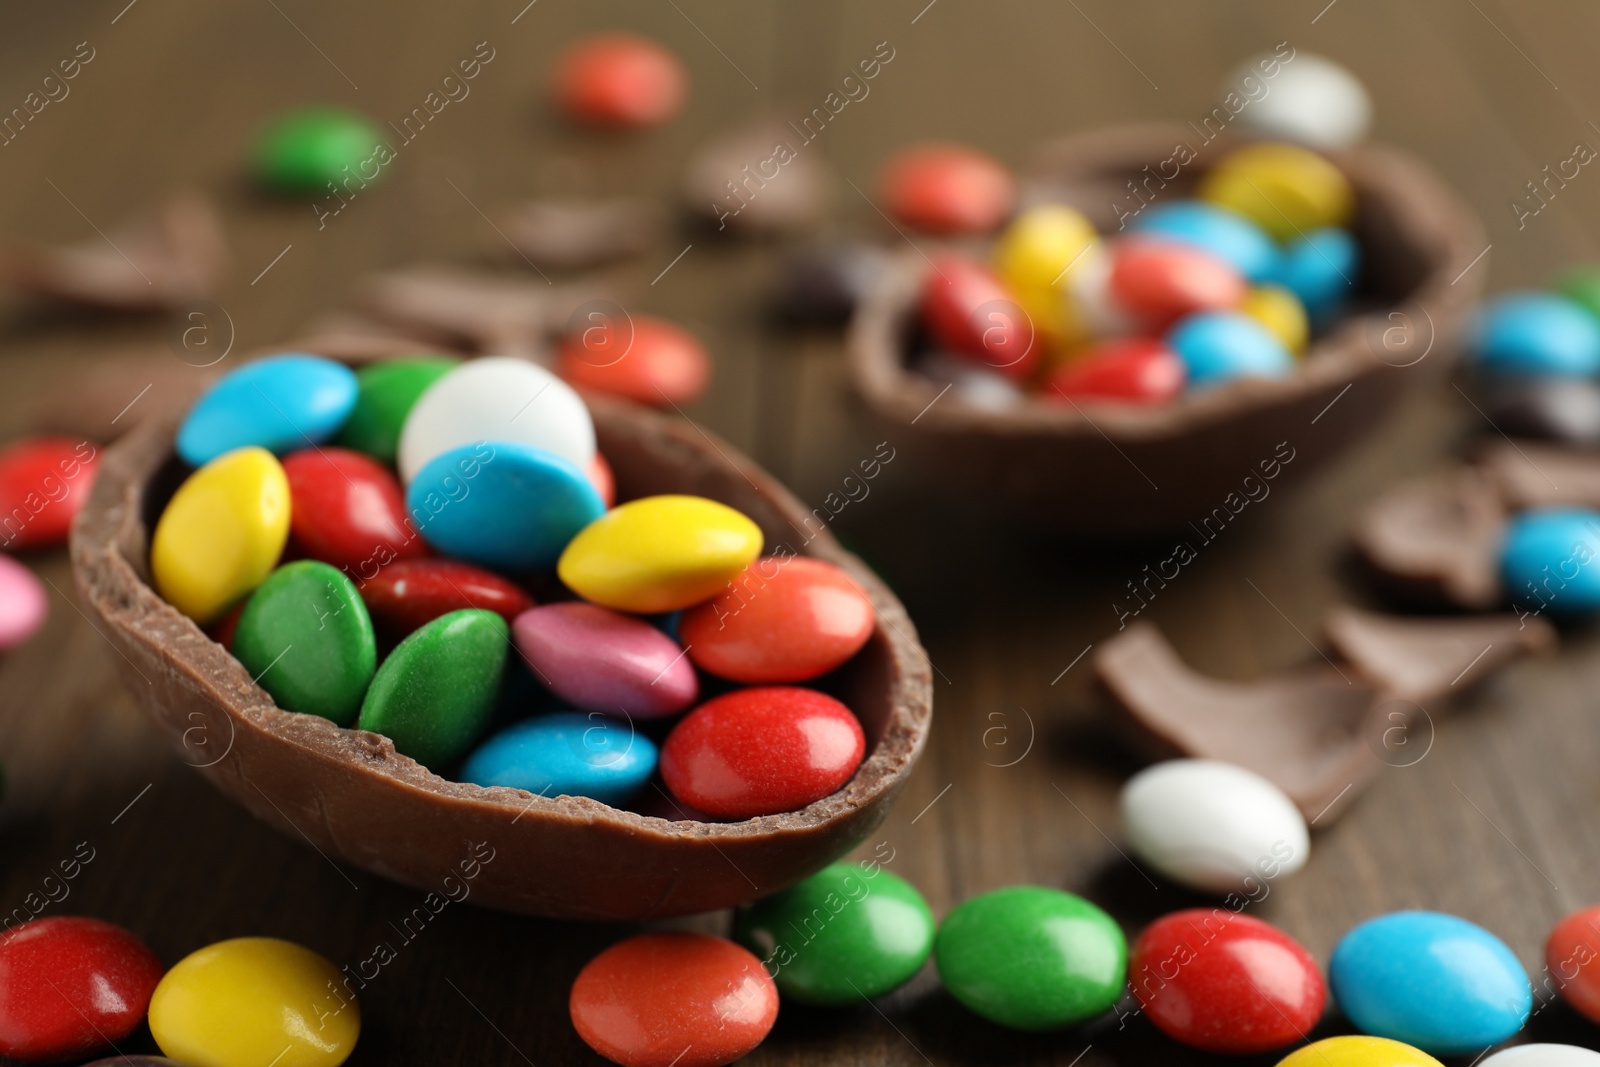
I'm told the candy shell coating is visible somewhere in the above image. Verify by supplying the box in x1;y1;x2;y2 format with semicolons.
1241;284;1311;354
993;204;1099;347
335;357;458;465
513;602;696;718
0;555;46;650
283;447;425;571
1129;201;1280;283
1167;311;1295;388
1198;142;1355;240
552;34;686;128
396;356;595;483
1275;1037;1445;1067
255;108;384;193
570;933;777;1067
149;936;358;1067
1481;1046;1600;1067
660;686;865;818
0;436;99;551
1329;911;1530;1055
1108;239;1247;328
152;447;290;624
559;315;710;407
0;917;165;1063
558;494;762;613
1233;52;1372;149
1043;338;1185;405
934;886;1126;1030
176;355;358;467
1120;759;1309;893
358;558;533;639
1500;508;1600;614
919;254;1041;382
1274;226;1359;322
878;142;1014;234
1470;292;1600;378
1546;905;1600;1024
460;711;657;805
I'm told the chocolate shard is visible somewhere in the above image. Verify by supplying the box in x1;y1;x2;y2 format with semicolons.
1095;622;1381;823
1352;469;1506;609
499;197;659;270
1482;376;1600;448
1325;605;1555;704
0;191;227;311
1476;438;1600;512
354;265;553;356
683;119;835;235
286;310;468;364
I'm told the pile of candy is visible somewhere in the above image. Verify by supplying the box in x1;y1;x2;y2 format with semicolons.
902;140;1362;408
150;351;878;818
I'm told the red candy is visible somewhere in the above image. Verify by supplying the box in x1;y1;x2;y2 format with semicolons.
559;315;710;407
570;933;777;1067
1042;338;1186;405
552;34;686;128
1129;909;1326;1055
357;558;534;638
0;437;99;551
587;452;615;509
283;447;426;573
0;917;164;1063
1547;905;1600;1023
1108;239;1245;327
920;255;1040;383
661;687;866;818
679;557;875;683
878;142;1014;233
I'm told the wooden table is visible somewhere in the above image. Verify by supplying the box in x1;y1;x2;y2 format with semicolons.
4;1;1600;1063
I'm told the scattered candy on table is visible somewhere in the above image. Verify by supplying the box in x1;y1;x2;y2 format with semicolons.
1329;910;1532;1055
0;436;100;551
1469;291;1600;378
0;554;47;651
877;141;1015;234
1500;507;1600;615
0;917;164;1063
1230;51;1372;149
1547;904;1600;1024
149;936;358;1067
557;314;711;407
253;107;385;193
551;33;687;128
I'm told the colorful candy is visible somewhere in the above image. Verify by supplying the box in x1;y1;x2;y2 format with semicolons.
679;557;875;683
254;107;384;193
513;602;696;717
151;447;290;624
569;933;777;1067
1108;239;1246;328
461;711;657;805
934;886;1126;1030
1042;338;1185;404
0;917;164;1063
1240;283;1311;354
1546;904;1600;1023
335;357;457;465
558;495;763;613
919;254;1041;382
660;686;865;818
558;314;711;407
1482;1047;1600;1067
176;355;358;467
878;142;1014;234
1275;1037;1444;1067
283;447;424;571
993;204;1099;348
1129;909;1325;1053
1129;200;1280;283
233;561;377;726
1328;911;1531;1055
356;557;533;637
734;861;934;1004
1275;226;1360;322
1120;759;1309;893
356;608;508;768
551;34;687;128
1167;310;1295;388
1500;508;1600;615
149;937;358;1067
1233;52;1372;149
0;555;46;651
1198;141;1355;240
1469;292;1600;377
0;437;99;551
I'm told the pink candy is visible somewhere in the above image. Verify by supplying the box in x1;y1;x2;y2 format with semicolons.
512;603;697;718
0;555;46;650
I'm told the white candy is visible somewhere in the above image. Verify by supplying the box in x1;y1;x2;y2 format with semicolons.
916;352;1024;413
1063;241;1135;341
1482;1047;1600;1067
1233;52;1371;150
1120;759;1309;894
397;357;595;483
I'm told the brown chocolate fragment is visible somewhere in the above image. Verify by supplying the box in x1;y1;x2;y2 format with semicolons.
771;239;893;325
684;120;835;235
1482;377;1600;448
499;197;659;270
1352;469;1506;609
1096;622;1382;822
1325;605;1555;704
0;192;227;312
286;310;467;364
354;265;550;355
1476;438;1600;511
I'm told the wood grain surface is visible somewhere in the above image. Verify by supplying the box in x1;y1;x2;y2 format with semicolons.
3;1;1599;1064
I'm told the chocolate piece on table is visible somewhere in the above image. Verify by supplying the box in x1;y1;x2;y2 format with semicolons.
1325;605;1555;704
0;192;226;312
355;266;614;357
771;239;893;326
1095;622;1381;823
499;197;659;270
1483;376;1600;448
683;120;835;236
1352;469;1506;609
1476;438;1600;511
287;310;467;364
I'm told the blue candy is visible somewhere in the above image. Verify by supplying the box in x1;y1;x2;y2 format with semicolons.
460;711;657;805
1329;911;1531;1055
1166;311;1294;388
176;354;358;466
1274;226;1359;323
1471;291;1600;377
407;441;603;571
1129;201;1280;283
1500;507;1600;615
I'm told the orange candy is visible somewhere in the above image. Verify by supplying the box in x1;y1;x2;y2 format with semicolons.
1547;905;1600;1023
559;315;710;407
551;34;686;128
878;142;1014;233
680;556;874;683
569;933;777;1067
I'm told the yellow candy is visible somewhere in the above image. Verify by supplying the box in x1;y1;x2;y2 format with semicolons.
1276;1037;1444;1067
149;937;359;1067
993;205;1099;351
1198;142;1354;240
151;446;289;624
1241;284;1310;354
558;494;762;613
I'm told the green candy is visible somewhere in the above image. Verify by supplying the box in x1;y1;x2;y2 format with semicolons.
233;561;376;727
255;107;385;193
335;358;458;465
1559;267;1600;323
934;886;1126;1031
357;609;508;768
734;862;934;1005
